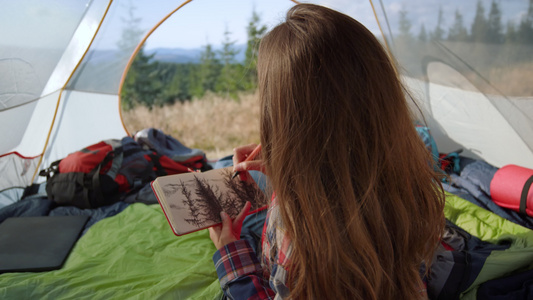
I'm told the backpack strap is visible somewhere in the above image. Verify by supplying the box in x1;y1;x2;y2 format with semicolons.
85;148;122;206
39;160;61;179
147;153;168;177
89;163;105;205
520;176;533;215
105;147;124;179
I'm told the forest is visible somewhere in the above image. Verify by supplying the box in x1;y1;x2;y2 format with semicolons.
400;0;533;45
121;10;266;110
121;0;533;109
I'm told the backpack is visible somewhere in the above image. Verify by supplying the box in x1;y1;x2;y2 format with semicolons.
39;137;200;209
415;124;439;165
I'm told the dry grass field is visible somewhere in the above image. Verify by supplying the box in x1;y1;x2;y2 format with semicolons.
121;60;532;161
488;62;533;96
121;92;261;160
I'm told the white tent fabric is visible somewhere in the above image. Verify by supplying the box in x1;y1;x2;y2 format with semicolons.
39;91;127;175
427;64;533;168
1;0;532;195
0;0;127;191
406;73;533;168
374;0;533;169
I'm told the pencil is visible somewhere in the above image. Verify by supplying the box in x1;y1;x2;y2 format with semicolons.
231;144;262;180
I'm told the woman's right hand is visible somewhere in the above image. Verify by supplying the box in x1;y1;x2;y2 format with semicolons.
232;144;265;181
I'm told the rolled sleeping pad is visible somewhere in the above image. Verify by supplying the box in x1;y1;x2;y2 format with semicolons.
490;164;533;217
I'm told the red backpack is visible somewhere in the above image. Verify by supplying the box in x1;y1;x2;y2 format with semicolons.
40;137;207;208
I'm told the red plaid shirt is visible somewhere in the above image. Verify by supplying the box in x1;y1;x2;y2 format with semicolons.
213;196;288;299
212;197;428;299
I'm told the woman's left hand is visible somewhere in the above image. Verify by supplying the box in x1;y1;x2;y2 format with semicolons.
209;201;251;249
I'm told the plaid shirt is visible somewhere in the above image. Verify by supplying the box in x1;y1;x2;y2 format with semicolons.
213;197;428;299
213;196;290;299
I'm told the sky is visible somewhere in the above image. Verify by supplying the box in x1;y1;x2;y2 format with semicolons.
128;0;530;50
143;0;299;49
86;0;380;50
1;0;530;50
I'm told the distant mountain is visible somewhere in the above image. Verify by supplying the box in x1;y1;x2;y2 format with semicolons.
146;44;247;64
146;48;201;64
84;44;248;65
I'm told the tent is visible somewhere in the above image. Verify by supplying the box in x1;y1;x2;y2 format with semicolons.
1;0;532;299
374;0;533;169
2;0;532;202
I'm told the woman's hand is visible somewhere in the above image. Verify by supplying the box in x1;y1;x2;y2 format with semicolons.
209;201;251;250
233;144;265;181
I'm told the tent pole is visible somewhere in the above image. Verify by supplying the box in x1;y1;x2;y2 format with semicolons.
30;0;114;184
118;0;194;136
369;0;398;75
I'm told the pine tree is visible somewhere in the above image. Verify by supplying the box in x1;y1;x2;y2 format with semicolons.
244;9;267;90
216;27;241;99
505;21;517;44
471;0;489;42
398;8;413;42
191;43;220;98
430;7;445;41
116;3;143;52
160;63;195;104
119;3;163;109
418;24;428;42
126;50;163;108
487;0;504;44
118;3;144;110
517;0;533;44
448;10;469;42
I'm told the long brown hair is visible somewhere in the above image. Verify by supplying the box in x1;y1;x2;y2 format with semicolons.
257;4;445;299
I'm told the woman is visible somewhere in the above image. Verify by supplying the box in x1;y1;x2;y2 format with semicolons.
209;4;445;299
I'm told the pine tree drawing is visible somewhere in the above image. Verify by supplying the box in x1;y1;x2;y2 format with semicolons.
221;193;240;218
163;168;269;231
192;175;224;224
222;168;268;211
179;180;203;227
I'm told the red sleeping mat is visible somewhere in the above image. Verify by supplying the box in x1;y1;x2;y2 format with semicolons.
490;164;533;217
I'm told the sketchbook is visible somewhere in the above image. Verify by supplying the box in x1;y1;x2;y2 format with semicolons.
151;167;268;236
